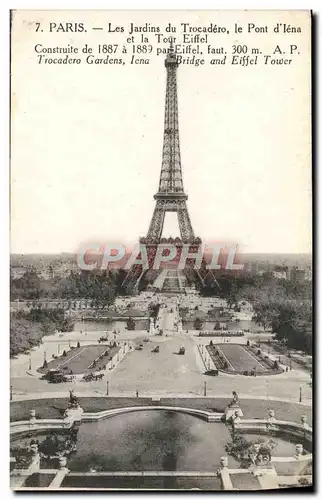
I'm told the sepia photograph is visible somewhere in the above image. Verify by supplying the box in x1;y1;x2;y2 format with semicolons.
9;9;312;491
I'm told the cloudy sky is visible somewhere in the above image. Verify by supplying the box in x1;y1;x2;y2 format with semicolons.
11;10;311;254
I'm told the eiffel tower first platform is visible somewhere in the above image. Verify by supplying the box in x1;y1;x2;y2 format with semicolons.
125;44;205;293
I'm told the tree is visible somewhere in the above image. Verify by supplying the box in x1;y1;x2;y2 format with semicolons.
272;301;312;354
193;317;203;330
126;317;135;330
149;303;160;319
10;309;74;358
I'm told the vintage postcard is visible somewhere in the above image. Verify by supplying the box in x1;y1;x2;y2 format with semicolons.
10;10;312;491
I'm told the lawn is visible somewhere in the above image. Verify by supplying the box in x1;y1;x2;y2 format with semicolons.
218;344;268;373
38;344;121;375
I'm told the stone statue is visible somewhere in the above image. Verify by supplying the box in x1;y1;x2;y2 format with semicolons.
228;391;239;407
30;442;39;455
295;444;304;457
64;391;84;422
29;409;36;423
232;409;242;424
255;448;271;467
68;390;78;408
225;391;243;421
301;415;310;430
267;409;276;425
59;456;68;469
149;318;155;335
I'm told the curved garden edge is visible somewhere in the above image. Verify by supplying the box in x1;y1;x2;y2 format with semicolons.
10;395;312;424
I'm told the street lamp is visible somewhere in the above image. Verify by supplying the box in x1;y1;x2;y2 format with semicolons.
204;381;207;396
299;386;302;403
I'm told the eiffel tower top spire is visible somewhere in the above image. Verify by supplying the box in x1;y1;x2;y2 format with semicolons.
155;43;187;201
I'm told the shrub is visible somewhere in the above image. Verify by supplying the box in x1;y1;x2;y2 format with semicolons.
257;349;261;355
246;340;250;346
63;350;67;357
243;370;248;376
126;317;135;330
193;318;203;330
77;341;80;348
298;477;310;486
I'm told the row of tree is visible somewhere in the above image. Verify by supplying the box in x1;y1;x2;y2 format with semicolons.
10;269;131;303
10;309;74;358
202;272;312;354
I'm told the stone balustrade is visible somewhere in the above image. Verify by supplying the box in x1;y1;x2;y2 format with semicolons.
232;417;312;442
11;406;225;439
10;403;312;490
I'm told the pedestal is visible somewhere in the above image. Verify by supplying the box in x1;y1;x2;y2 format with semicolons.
224;404;244;422
64;405;84;423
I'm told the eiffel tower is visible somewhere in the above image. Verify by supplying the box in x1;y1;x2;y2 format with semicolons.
124;44;212;292
145;43;197;244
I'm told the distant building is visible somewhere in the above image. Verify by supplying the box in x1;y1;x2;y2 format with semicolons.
290;267;306;283
10;266;28;279
272;270;287;280
305;267;312;281
244;261;260;275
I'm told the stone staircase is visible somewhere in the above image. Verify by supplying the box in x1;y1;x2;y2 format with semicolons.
162;269;185;295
